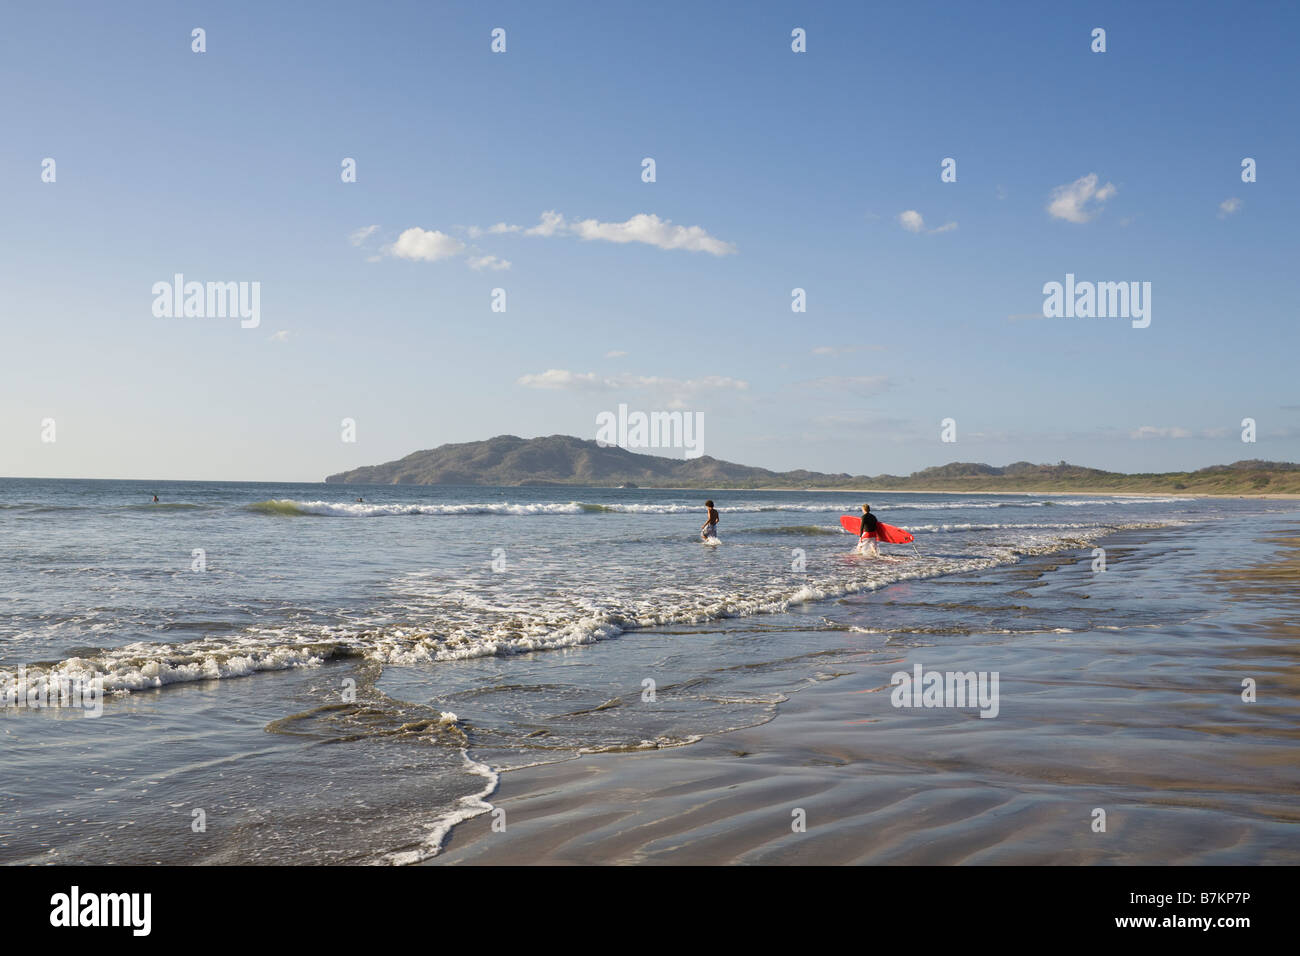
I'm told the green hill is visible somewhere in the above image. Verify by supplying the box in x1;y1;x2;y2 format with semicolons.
324;435;1300;495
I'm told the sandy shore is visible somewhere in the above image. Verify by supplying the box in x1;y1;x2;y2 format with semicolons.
430;525;1300;866
435;658;1299;865
431;641;1297;865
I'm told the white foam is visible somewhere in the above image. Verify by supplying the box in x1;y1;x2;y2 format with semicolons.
380;748;499;865
0;641;333;702
263;499;849;517
3;518;1170;703
256;496;1187;518
264;499;590;517
891;497;1184;510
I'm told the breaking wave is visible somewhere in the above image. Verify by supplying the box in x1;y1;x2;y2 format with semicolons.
1;520;1160;703
244;497;1185;518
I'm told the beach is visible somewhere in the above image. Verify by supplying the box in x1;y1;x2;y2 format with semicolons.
433;522;1300;865
3;480;1298;865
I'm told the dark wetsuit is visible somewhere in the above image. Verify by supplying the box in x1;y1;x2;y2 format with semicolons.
860;513;879;537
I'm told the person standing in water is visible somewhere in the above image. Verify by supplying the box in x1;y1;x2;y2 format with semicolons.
152;495;159;503
701;499;720;541
857;503;879;556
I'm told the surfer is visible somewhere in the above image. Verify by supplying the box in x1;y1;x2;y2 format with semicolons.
857;504;879;556
701;499;720;541
152;495;159;503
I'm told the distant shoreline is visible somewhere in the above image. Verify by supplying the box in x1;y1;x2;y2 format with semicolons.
4;477;1298;500
760;487;1300;499
325;434;1300;495
612;485;1300;498
482;484;1300;499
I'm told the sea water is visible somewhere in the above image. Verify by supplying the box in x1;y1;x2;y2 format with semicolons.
1;479;1294;863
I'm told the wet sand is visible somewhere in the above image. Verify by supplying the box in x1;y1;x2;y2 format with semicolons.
431;527;1300;865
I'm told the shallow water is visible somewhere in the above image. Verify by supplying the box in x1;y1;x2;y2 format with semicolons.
2;479;1295;863
434;519;1300;866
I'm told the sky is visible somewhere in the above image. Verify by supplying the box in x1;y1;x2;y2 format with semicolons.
2;0;1298;481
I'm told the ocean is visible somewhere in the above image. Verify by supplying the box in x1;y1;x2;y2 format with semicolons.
2;479;1297;864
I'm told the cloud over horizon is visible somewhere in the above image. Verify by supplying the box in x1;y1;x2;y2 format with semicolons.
811;344;885;356
1130;425;1232;440
795;375;891;397
515;370;745;408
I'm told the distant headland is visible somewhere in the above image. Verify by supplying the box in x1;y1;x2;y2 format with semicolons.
324;435;1300;496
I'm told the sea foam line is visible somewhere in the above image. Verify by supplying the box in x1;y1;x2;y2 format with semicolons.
245;496;1187;518
380;743;499;865
1;522;1171;702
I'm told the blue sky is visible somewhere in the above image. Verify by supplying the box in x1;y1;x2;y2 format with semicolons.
2;0;1297;481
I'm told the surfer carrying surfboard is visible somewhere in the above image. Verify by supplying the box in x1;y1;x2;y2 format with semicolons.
857;504;879;556
701;500;720;541
840;510;914;552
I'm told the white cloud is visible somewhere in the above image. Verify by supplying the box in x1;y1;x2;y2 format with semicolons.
466;255;511;271
517;369;749;392
604;350;628;358
1130;425;1236;440
1218;197;1243;219
1047;173;1117;223
525;210;567;237
378;209;735;272
898;210;957;235
1130;425;1193;439
810;344;883;356
568;213;736;255
517;370;610;390
387;227;466;262
270;330;290;343
466;210;735;255
632;374;749;392
376;227;508;270
468;222;525;238
350;225;379;246
797;375;890;396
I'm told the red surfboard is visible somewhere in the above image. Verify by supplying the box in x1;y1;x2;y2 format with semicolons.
840;515;914;544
